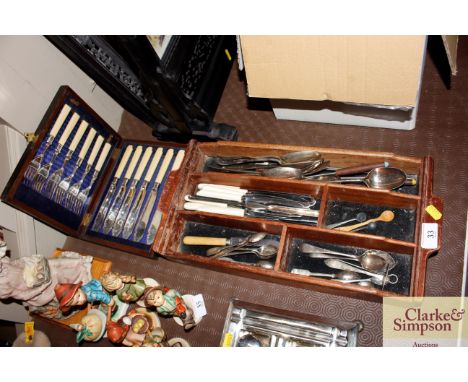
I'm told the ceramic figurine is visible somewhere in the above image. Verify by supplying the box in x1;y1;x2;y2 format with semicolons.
54;279;114;315
70;309;107;343
100;271;146;303
142;286;196;330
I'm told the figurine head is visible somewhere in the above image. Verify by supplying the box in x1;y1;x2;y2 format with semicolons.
54;282;84;313
73;309;107;343
100;272;123;292
143;287;165;307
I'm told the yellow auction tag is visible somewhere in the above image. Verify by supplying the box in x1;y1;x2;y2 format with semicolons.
222;332;233;347
25;321;35;344
425;205;442;221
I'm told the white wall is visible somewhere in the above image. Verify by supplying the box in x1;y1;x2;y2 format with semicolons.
0;35;123;322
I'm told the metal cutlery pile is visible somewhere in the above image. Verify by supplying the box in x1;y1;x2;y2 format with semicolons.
184;183;319;225
92;145;185;244
22;104;112;215
226;306;358;347
292;242;398;288
183;232;279;268
206;152;417;191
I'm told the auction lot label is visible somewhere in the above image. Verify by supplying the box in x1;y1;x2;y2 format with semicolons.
383;297;468;347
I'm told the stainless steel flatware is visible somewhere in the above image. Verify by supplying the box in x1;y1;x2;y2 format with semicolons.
74;142;112;214
324;259;398;286
92;145;134;231
65;134;104;211
103;145;143;234
111;146;153;237
44;120;88;199
31;112;80;192
24;104;71;184
54;128;97;205
122;147;163;239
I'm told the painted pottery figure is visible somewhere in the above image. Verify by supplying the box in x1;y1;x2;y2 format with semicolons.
100;271;146;303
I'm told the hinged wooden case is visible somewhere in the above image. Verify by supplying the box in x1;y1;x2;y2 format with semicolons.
2;86;443;302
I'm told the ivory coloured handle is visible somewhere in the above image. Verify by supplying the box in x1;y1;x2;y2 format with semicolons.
50;104;72;137
78;128;97;160
155;149;174;183
183;202;245;217
58;112;80;146
134;147;153;180
196;189;243;203
171;150;186;171
95;142;112;171
144;147;163;182
87;135;104;165
183;236;228;246
124;146;143;179
69;121;88;152
115;145;133;178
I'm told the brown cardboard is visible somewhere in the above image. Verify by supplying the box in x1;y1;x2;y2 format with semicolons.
240;36;427;107
442;35;458;75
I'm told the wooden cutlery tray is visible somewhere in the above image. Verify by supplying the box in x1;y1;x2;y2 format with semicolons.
1;86;443;301
153;142;443;300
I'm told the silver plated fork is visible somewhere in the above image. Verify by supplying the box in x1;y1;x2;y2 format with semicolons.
31;112;79;193
23;104;71;185
65;135;104;212
73;142;111;214
54;128;96;205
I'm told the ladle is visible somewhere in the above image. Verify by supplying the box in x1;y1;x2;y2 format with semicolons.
336;210;394;232
300;243;396;272
313;167;408;190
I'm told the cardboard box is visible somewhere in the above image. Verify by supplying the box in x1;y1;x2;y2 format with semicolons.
239;36;458;130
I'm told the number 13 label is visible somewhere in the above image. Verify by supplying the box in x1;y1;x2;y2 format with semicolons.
421;223;438;249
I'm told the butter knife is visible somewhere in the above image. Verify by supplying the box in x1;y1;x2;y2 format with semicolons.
103;145;142;234
133;148;175;243
122;147;163;239
92;145;133;231
145;149;186;244
111;146;153;237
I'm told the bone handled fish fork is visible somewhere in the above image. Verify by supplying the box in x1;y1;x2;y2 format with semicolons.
111;146;154;237
64;134;104;211
122;147;163;239
54;128;97;205
31;112;80;192
44;120;88;199
92;145;134;231
23;104;71;185
103;146;143;234
73;141;112;215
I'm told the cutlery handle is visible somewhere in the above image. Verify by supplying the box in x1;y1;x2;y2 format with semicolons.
183;202;245;217
134;147;153;180
291;268;335;278
95;142;112;171
171;150;185;171
124;146;143;179
69;121;88;152
87;135;104;165
58;112;80;146
197;183;247;195
144;147;163;182
50;104;72;137
156;149;174;183
335;162;389;176
183;236;228;246
196;189;243;203
115;145;133;178
335;218;378;232
78;128;97;160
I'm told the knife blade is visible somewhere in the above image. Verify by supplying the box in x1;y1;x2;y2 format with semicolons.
92;145;134;231
103;145;142;234
133;148;175;242
111;146;153;237
122;147;163;239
